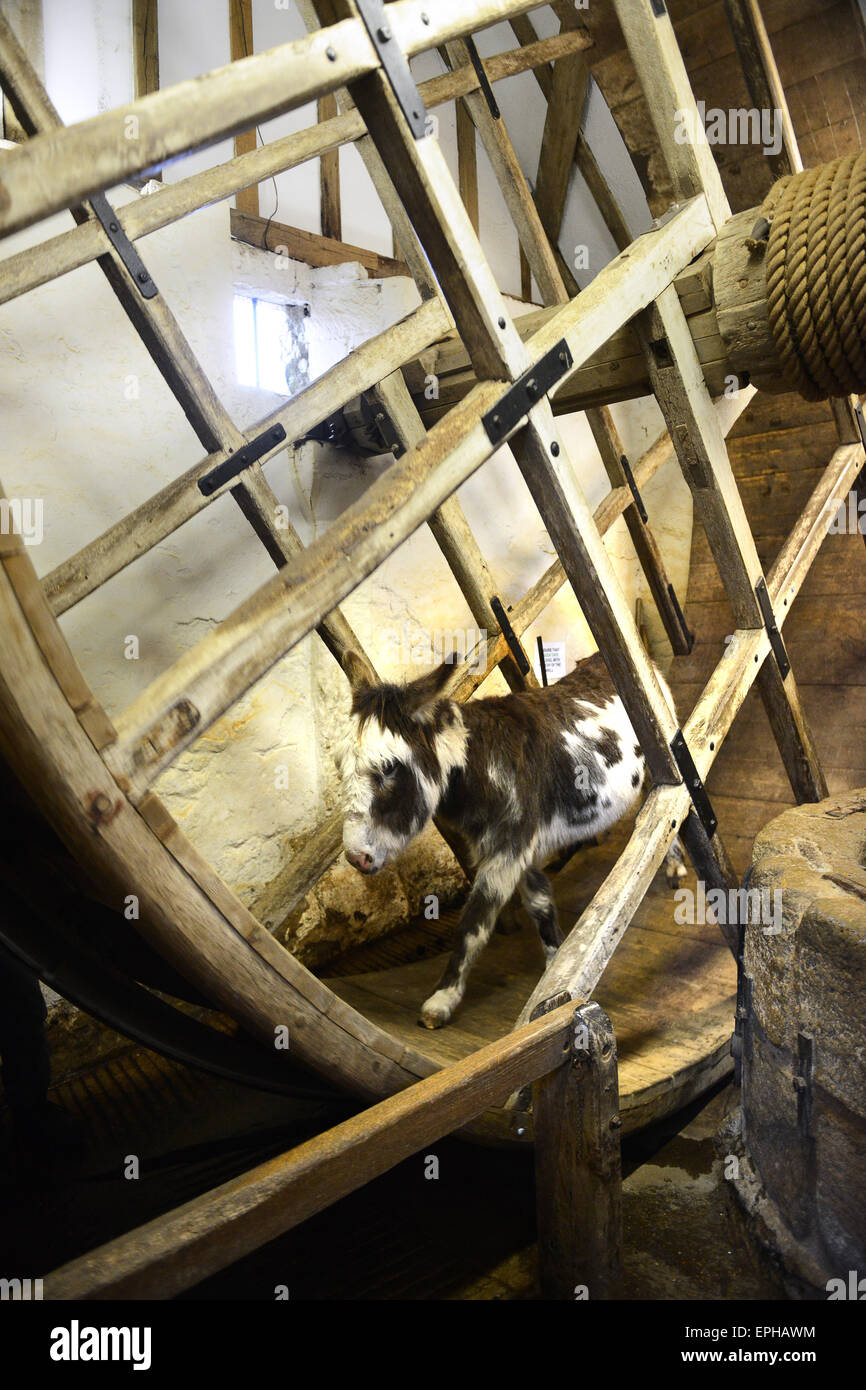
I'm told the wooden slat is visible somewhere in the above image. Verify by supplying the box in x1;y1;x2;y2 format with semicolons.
520;436;864;1020
456;98;479;235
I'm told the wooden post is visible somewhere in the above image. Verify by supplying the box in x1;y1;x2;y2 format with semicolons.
132;0;159;102
318;93;342;239
229;0;258;217
534;1000;623;1300
723;0;803;180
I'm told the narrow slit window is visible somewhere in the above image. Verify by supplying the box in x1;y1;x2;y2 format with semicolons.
233;294;309;397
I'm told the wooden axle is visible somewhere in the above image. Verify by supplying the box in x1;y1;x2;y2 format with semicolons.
392;205;791;430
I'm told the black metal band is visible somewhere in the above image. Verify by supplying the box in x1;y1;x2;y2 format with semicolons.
198;424;287;496
482;339;573;446
671;728;717;837
491;595;531;676
465;37;500;119
755;576;791;678
356;0;428;139
619;452;648;523
89;192;158;299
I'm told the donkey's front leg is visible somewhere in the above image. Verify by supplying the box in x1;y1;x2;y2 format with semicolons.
419;856;523;1029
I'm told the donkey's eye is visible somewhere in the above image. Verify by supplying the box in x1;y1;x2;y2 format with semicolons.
379;759;398;779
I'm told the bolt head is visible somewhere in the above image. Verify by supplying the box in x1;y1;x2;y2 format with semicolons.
377;24;391;41
326;45;337;61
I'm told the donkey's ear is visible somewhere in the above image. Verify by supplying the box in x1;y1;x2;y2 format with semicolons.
404;654;461;715
342;649;375;693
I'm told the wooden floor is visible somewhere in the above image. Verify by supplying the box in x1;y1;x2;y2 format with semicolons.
328;825;736;1137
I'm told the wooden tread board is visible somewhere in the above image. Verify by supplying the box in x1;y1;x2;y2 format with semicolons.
327;834;736;1136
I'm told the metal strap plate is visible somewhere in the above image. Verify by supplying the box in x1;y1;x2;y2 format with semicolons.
465;37;500;119
198;424;287;496
491;595;531;676
356;0;428;139
671;729;717;838
619;452;648;523
482;339;573;446
755;577;791;679
90;192;158;298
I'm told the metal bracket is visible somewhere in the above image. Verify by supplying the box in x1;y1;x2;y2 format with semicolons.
465;37;500;119
90;192;158;298
482;339;573;446
671;729;717;838
360;393;405;458
536;635;548;687
619;453;648;524
651;0;667;15
854;400;866;452
490;595;531;676
667;582;695;654
198;424;287;496
356;0;428;139
755;577;791;679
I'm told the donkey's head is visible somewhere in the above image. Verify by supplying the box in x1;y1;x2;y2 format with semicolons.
336;652;467;875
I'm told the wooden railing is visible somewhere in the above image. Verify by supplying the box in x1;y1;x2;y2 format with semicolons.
44;999;621;1302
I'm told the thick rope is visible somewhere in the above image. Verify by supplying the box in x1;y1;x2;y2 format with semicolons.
762;152;866;400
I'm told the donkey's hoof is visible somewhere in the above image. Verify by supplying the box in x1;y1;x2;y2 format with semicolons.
419;991;455;1029
666;861;688;889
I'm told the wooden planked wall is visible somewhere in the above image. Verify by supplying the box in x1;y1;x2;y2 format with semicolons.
584;0;866;213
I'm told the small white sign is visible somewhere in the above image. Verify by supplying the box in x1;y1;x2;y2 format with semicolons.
536;640;567;684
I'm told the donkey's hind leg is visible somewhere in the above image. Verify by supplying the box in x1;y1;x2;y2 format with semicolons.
519;866;563;964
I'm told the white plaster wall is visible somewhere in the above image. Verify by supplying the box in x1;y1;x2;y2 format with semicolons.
0;3;694;942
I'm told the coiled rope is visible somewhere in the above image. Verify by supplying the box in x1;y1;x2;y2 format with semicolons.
763;152;866;400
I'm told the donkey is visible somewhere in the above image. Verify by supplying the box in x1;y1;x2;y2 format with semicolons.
336;649;686;1029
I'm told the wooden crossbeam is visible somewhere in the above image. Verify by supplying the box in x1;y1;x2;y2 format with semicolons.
230;207;407;276
0;0;548;238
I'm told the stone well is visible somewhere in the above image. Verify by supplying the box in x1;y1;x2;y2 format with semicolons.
723;789;866;1291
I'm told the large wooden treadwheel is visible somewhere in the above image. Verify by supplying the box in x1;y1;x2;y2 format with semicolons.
1;1;863;1153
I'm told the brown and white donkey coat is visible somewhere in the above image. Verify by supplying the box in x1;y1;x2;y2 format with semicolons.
337;650;686;1029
